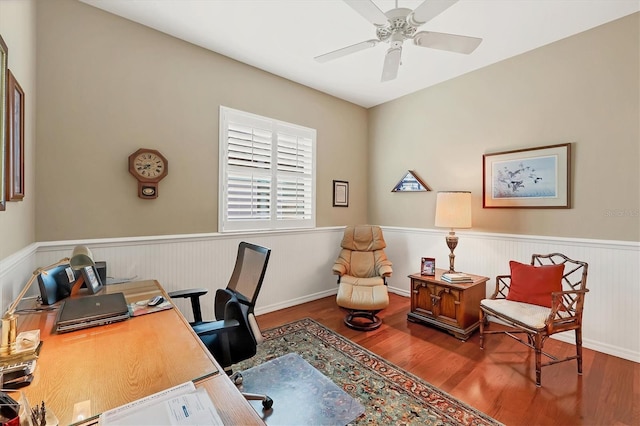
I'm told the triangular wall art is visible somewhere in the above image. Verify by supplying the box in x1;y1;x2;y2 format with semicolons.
392;170;432;192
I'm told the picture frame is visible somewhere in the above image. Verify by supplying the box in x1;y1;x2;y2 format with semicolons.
333;180;349;207
392;170;432;192
421;257;435;276
0;34;8;212
6;70;24;201
483;143;571;208
81;265;104;295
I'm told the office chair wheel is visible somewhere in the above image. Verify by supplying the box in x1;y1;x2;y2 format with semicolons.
262;396;273;409
243;392;273;410
231;371;243;385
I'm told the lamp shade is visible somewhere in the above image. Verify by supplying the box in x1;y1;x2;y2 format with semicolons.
435;191;472;229
69;245;96;270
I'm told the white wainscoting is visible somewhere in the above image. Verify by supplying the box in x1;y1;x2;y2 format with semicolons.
0;243;39;315
1;227;638;363
381;227;640;363
32;229;345;324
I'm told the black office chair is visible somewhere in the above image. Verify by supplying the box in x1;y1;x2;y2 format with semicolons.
168;241;273;409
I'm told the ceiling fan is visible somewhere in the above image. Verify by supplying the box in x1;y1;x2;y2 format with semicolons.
315;0;482;82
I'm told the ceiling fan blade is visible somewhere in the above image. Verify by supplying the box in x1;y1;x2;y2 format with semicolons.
343;0;388;26
413;31;482;54
381;47;402;82
409;0;458;26
314;39;379;63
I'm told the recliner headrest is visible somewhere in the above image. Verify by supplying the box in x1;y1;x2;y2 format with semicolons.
340;225;387;251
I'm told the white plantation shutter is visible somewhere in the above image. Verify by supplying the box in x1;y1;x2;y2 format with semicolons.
276;127;313;221
220;107;316;231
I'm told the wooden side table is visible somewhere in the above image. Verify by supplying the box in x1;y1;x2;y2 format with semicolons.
407;269;489;341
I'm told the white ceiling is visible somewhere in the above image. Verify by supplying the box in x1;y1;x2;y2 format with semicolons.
80;0;639;108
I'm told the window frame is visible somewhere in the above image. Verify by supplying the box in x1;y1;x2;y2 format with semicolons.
219;106;316;232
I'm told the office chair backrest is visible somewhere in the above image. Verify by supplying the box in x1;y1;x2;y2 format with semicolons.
226;242;271;308
213;242;271;364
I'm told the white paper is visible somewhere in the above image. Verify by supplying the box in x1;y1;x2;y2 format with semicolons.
166;389;223;425
100;382;222;426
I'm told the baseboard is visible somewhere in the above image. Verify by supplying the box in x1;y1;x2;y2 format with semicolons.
255;288;338;316
388;286;410;298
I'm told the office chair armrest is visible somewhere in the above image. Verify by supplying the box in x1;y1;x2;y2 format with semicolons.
193;319;242;368
169;288;208;299
192;318;240;337
168;288;209;323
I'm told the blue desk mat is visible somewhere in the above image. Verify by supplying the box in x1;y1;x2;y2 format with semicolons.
240;352;365;425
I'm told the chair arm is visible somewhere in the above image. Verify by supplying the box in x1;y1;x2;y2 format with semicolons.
168;288;208;299
378;265;392;277
168;288;208;323
332;263;346;276
546;289;589;333
489;275;511;299
192;318;240;337
192;319;241;367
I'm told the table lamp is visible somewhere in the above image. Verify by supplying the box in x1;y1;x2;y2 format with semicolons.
434;191;472;273
0;245;96;357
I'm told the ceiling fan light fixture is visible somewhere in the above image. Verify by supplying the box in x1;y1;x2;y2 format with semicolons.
381;46;402;82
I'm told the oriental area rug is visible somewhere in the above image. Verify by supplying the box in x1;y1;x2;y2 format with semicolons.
233;318;501;426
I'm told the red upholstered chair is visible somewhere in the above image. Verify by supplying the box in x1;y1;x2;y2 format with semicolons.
332;225;392;331
479;253;589;386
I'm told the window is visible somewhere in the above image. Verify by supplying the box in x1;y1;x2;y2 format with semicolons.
219;106;316;232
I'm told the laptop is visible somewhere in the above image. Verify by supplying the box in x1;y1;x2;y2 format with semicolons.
55;293;130;334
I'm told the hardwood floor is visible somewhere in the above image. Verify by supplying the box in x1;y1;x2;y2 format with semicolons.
256;293;639;426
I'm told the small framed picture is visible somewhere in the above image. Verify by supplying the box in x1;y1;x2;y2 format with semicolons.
6;70;25;201
421;257;435;276
81;265;104;294
333;180;349;207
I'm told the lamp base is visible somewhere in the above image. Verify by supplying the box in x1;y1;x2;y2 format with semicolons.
0;313;18;357
445;231;459;273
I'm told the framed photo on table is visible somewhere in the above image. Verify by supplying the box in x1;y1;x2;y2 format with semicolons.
6;70;25;201
421;257;435;276
483;143;571;208
81;265;104;294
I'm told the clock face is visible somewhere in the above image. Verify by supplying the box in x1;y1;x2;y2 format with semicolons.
134;152;166;179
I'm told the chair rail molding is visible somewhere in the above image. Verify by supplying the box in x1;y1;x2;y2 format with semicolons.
1;227;638;363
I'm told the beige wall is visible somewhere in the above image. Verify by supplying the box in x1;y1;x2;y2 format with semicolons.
11;2;639;247
35;0;368;241
0;0;37;259
369;13;639;242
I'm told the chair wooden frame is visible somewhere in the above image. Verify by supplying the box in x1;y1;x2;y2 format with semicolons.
479;253;589;386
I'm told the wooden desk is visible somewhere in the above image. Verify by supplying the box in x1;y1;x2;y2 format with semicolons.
13;280;263;425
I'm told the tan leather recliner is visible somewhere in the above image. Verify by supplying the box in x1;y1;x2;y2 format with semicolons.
333;225;392;330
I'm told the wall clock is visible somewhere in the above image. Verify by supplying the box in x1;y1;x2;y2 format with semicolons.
128;148;168;199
